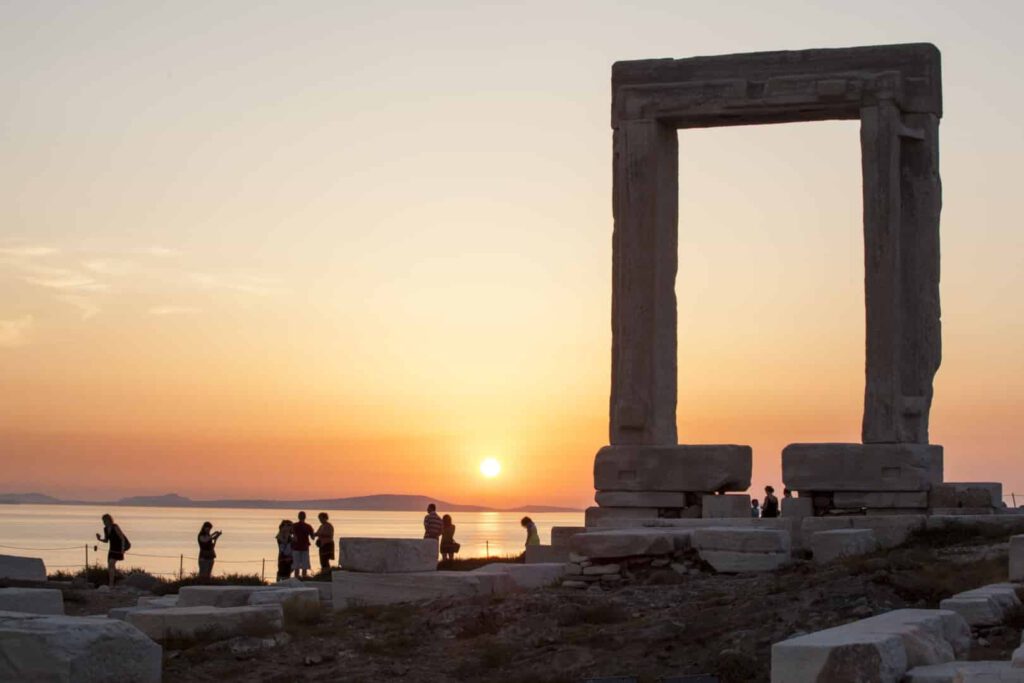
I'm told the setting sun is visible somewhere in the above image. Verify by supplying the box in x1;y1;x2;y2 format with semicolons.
480;458;502;478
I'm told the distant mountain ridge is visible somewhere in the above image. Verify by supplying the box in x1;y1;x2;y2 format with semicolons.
0;491;580;513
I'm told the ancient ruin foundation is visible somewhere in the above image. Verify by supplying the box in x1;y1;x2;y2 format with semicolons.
594;43;951;520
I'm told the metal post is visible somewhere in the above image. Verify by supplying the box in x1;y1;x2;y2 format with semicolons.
486;540;489;558
84;544;88;572
179;554;184;581
1013;493;1017;508
261;558;266;583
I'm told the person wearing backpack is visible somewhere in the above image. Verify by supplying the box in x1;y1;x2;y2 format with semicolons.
96;513;130;587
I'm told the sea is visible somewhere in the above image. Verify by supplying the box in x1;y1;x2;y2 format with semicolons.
0;504;584;579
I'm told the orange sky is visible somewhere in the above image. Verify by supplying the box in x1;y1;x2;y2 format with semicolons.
1;1;1022;508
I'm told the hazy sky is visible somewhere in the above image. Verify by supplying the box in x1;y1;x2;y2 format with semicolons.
1;1;1022;507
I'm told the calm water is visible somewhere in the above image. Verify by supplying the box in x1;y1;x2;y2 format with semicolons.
0;504;583;578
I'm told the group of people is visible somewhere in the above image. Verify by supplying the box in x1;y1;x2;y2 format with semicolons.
95;504;546;585
422;503;540;561
275;512;335;581
750;486;792;518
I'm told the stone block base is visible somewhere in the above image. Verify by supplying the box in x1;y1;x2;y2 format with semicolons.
570;528;693;559
125;604;283;644
524;545;569;564
930;482;1002;508
939;583;1021;627
0;554;46;582
594;444;751;492
0;588;63;615
1011;535;1024;582
339;538;438;573
550;526;586;547
702;494;751;518
177;585;277;608
782;443;942;491
833;491;929;509
802;515;925;549
471;563;565;589
249;587;321;624
782;497;814;519
585;506;700;527
770;609;970;683
331;570;516;608
692;527;791;554
811;529;877;563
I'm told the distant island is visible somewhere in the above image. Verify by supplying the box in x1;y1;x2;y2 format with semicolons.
0;491;580;513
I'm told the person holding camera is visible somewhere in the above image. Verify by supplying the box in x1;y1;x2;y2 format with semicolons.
197;521;222;580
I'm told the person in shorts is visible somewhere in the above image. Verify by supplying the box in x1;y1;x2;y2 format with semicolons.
290;511;315;578
95;514;130;588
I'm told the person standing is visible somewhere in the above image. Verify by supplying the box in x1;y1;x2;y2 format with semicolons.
95;514;130;588
196;521;222;580
439;514;460;562
750;498;761;518
291;511;315;578
315;512;335;573
275;520;294;581
521;516;540;547
423;503;443;540
762;486;780;518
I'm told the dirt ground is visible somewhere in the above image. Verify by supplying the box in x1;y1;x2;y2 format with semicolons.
65;533;1022;683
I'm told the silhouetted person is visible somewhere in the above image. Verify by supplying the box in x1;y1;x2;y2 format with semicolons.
783;488;793;499
95;514;130;588
197;521;222;580
276;520;293;581
315;512;335;572
762;486;780;518
423;503;443;540
291;511;315;578
750;498;761;518
521;516;540;547
440;514;460;561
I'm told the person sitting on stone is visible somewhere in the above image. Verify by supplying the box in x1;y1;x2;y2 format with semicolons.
423;503;443;540
439;514;460;562
521;516;540;547
762;486;780;518
783;488;793;499
750;498;761;518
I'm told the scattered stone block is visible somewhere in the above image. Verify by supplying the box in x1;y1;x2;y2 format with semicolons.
782;443;943;491
593;444;752;492
930;482;1002;509
550;526;586;546
770;609;970;683
471;563;565;589
331;570;517;609
177;585;276;608
811;529;877;564
782;497;814;519
939;584;1021;626
905;660;1024;682
249;588;320;624
339;538;438;573
702;494;751;519
0;554;46;582
125;604;283;644
137;595;178;608
692;528;791;554
1011;535;1024;582
0;610;161;682
833;491;929;508
699;551;790;573
0;588;63;615
275;577;333;604
926;515;1024;538
803;514;926;549
570;529;692;559
524;544;569;564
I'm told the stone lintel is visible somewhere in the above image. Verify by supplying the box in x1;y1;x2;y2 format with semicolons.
613;43;941;127
782;443;942;492
594;444;752;492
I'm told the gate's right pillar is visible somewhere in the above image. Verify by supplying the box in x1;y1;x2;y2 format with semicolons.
860;100;942;444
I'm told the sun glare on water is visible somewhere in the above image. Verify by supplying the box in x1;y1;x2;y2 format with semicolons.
480;458;501;478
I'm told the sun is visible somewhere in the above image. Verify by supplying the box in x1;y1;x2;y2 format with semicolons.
479;458;501;478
